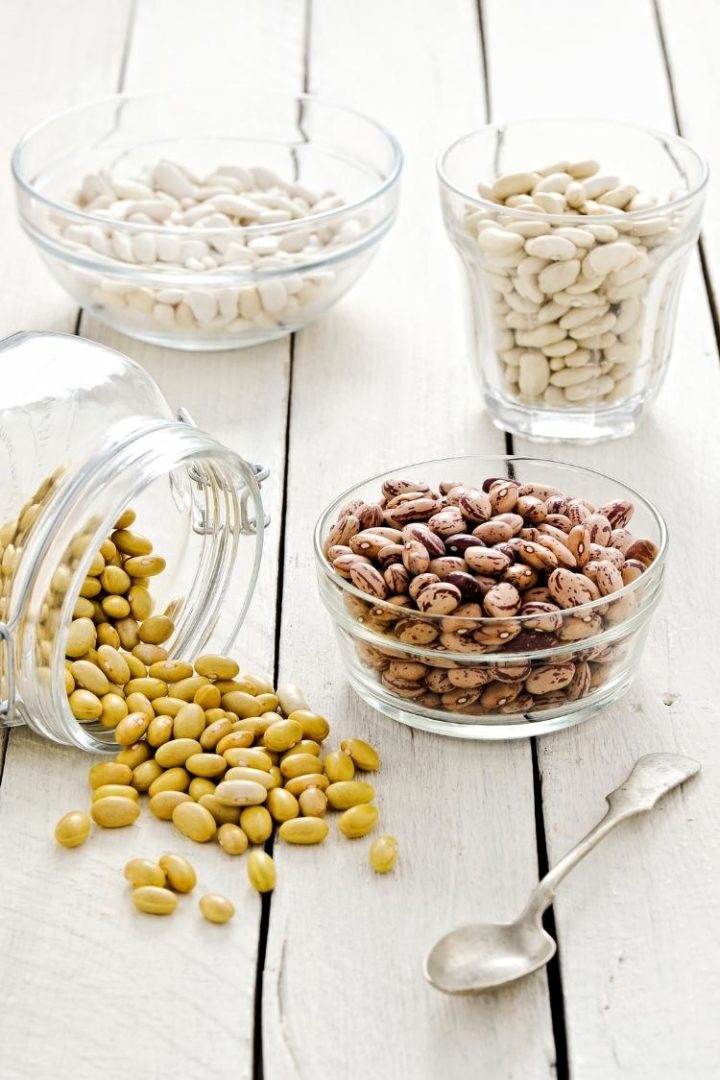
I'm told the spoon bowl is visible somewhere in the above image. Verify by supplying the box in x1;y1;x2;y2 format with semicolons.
424;916;556;994
424;754;700;995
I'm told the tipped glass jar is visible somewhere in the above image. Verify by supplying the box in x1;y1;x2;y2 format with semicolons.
438;120;708;442
0;332;265;750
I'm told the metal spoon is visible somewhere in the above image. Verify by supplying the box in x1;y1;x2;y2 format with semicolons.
424;752;700;995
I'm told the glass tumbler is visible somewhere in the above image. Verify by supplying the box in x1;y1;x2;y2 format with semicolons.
438;120;708;441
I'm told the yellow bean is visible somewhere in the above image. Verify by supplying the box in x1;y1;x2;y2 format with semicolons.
148;767;190;797
185;753;227;778
194;654;240;680
159;853;197;893
151;696;184;718
91;796;140;828
247;850;275;893
124;555;166;577
287;709;330;741
199;893;235;924
132;642;167;666
199;794;240;826
217;822;249;855
128;584;153;621
222;691;263;718
225;766;276;790
96;622;121;649
281;740;321;760
100;565;131;595
97;644;131;686
88;762;133;789
284;773;330;797
101;595;131;619
131;759;163;791
172;801;217;843
114;508;136;530
73;596;96;620
112;528;152;556
239;806;273;844
170;676;211;702
79;576;102;598
215;779;268;807
194;684;222;710
124;677;167;700
173;703;205;740
114;711;150;746
69;689;103;722
200;718;233;750
280;753;323;780
370;835;398;873
115;741;152;769
91;784;139;803
188;777;216;801
147;715;174;747
216;735;260;759
340;739;381;771
124;858;166;888
132;886;177;915
339;803;379;838
64;668;75;695
323;750;355;783
267;787;300;823
154;738;202;768
149;791;193;821
69;660;110;697
254;693;280;713
326;781;375;810
115;617;140;651
299;787;328;818
125;692;155;719
124;651;146;679
278;817;329;845
54;810;91;848
262;719;303;753
100;693;128;729
138;615;174;645
276;683;309;716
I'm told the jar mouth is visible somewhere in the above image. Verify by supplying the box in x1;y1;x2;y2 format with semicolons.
12;88;404;237
313;453;668;628
436;117;709;225
14;420;262;752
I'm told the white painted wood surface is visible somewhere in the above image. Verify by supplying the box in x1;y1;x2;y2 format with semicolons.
0;0;718;1077
485;1;720;1076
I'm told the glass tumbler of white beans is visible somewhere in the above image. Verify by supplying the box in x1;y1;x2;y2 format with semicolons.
438;120;708;442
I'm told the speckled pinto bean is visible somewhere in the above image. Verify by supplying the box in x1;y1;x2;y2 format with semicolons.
324;472;660;719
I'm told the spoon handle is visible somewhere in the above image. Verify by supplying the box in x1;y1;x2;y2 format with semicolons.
525;753;700;920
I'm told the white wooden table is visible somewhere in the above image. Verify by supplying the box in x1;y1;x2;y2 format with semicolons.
1;2;718;1077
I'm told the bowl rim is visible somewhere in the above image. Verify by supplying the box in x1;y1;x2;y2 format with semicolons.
313;453;668;627
436;116;709;225
11;88;404;237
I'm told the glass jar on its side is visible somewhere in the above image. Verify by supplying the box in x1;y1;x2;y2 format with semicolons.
0;331;266;750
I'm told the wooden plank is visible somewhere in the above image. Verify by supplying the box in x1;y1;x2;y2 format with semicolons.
656;0;720;305
0;0;132;334
262;2;556;1078
0;3;304;1079
484;1;720;1075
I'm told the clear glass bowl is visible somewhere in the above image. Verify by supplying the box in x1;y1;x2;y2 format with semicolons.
438;119;708;441
315;456;667;739
12;89;403;351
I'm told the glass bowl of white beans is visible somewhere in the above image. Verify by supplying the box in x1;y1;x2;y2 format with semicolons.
315;457;667;739
12;89;403;350
438;119;708;441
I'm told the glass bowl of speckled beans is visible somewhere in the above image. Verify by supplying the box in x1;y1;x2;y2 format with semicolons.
12;88;403;350
315;456;667;739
